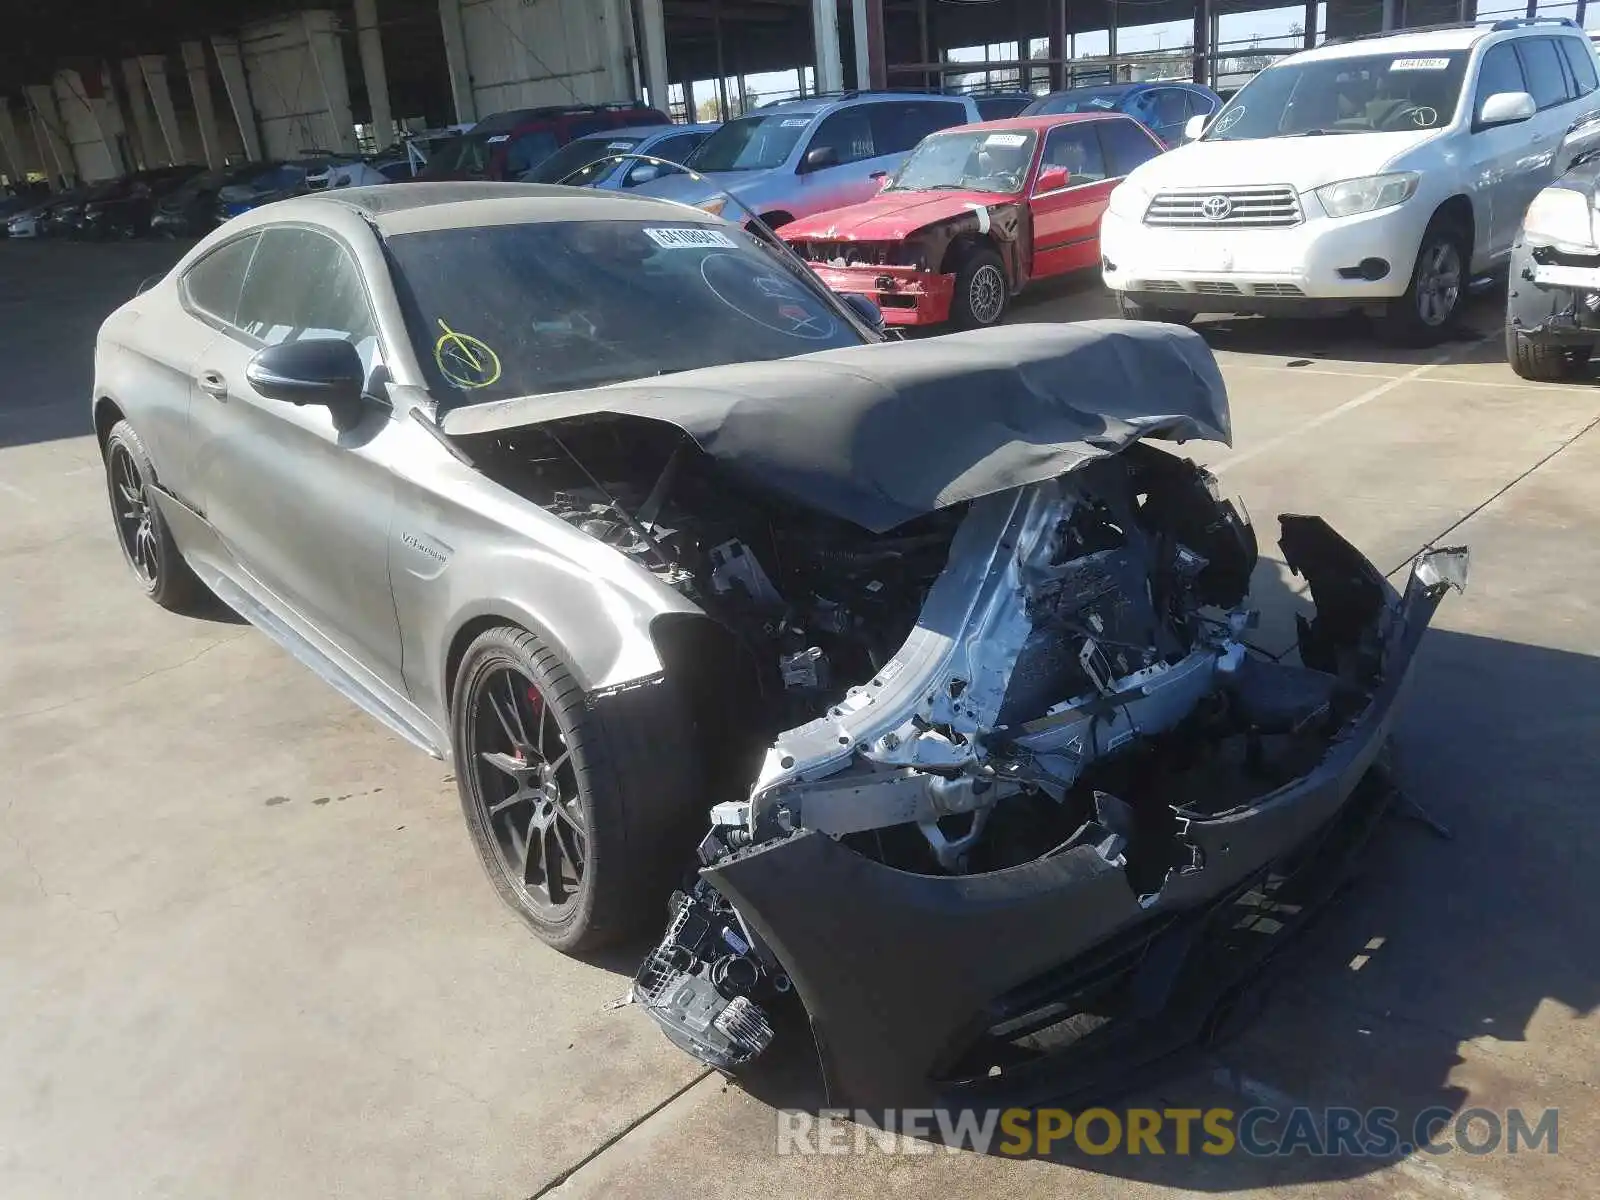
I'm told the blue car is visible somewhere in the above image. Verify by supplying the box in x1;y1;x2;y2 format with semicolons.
522;123;721;190
1022;81;1221;148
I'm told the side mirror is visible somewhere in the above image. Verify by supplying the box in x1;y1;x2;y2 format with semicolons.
1478;91;1536;129
1184;113;1207;141
838;292;885;334
1035;166;1070;193
803;145;839;172
246;338;366;421
628;163;660;184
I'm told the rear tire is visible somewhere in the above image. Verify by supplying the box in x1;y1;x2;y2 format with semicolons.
1116;293;1196;325
451;626;702;952
951;247;1009;328
103;419;203;611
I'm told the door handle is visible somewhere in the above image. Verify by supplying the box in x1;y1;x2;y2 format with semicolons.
198;370;228;398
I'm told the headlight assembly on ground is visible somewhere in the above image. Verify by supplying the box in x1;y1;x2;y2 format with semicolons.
774;1105;1559;1158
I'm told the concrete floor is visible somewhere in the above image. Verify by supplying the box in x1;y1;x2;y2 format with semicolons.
0;241;1594;1199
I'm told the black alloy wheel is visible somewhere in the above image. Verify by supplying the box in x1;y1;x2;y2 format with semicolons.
468;663;588;923
110;441;159;587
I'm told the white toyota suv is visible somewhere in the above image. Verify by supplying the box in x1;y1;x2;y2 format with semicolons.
1101;19;1600;341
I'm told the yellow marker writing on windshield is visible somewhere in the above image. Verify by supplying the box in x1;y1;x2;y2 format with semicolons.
434;318;502;389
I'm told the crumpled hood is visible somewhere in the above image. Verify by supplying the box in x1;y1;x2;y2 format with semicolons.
1128;130;1442;194
782;190;1013;241
440;320;1231;533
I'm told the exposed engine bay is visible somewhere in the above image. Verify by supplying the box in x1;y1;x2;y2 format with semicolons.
466;411;1466;1084
446;323;1466;1101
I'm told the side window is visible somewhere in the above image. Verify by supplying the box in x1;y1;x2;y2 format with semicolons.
867;101;968;156
504;130;558;175
181;234;259;325
236;228;379;374
1150;89;1189;127
1474;42;1528;122
622;134;704;186
568;116;610;138
1098;117;1163;177
1559;37;1598;97
1186;90;1218;119
1039;123;1108;186
804;107;876;170
1514;39;1572;110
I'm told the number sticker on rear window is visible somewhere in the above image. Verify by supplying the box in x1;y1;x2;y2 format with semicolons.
644;226;738;249
985;133;1029;146
1390;57;1450;70
781;118;811;127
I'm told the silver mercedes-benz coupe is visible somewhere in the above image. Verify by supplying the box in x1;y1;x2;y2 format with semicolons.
96;182;1464;1103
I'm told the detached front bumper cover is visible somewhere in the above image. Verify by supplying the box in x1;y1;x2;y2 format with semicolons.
640;526;1467;1108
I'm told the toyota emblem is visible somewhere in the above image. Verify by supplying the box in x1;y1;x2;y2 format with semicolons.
1201;195;1233;221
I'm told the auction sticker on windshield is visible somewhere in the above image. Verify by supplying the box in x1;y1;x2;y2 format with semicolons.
1391;57;1450;70
985;133;1029;147
645;227;738;249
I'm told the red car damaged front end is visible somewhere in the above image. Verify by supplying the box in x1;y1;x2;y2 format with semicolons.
791;243;957;326
782;191;1026;327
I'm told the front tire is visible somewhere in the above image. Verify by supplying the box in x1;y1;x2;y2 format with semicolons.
1384;222;1467;345
951;247;1010;328
1116;293;1196;325
1506;324;1591;382
451;626;700;952
104;419;203;611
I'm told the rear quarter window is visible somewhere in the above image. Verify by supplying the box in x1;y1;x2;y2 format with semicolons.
1098;118;1164;176
1560;36;1599;95
1515;38;1573;110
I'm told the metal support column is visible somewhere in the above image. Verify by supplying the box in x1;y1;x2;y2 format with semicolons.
1526;0;1537;17
211;35;263;161
813;0;845;93
138;55;187;164
1381;0;1396;32
851;0;885;90
120;58;162;167
1049;0;1067;90
635;0;670;111
353;0;394;148
0;101;27;183
439;0;477;125
713;0;730;121
919;0;933;89
24;85;74;186
1304;0;1317;48
180;40;225;168
1192;0;1209;87
1108;1;1119;79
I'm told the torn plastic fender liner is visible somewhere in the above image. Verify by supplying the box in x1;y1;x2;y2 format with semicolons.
704;545;1465;1109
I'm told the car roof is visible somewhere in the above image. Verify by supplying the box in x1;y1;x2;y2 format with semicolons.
268;181;722;235
472;104;664;134
572;123;707;142
1291;25;1502;62
925;112;1135;135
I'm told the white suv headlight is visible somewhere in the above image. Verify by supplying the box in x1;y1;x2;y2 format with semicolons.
1315;172;1420;219
1107;179;1151;220
1522;187;1595;251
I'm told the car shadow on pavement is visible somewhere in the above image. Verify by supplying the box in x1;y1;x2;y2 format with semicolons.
729;550;1598;1190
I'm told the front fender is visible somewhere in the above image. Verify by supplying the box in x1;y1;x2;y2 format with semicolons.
389;447;704;733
